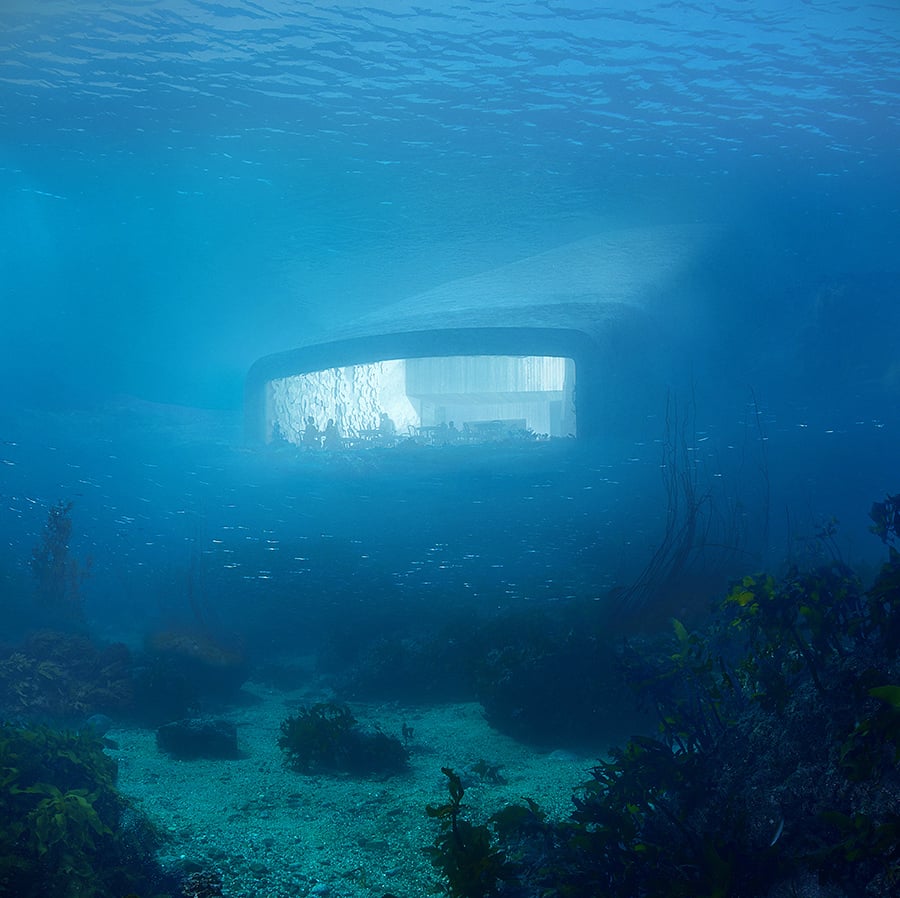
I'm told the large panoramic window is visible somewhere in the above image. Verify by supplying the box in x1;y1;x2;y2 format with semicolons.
268;355;576;447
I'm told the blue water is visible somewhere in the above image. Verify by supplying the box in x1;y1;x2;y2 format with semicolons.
1;2;898;648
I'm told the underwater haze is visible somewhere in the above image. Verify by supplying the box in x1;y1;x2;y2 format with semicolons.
2;0;899;634
3;3;900;896
1;2;899;703
0;0;900;636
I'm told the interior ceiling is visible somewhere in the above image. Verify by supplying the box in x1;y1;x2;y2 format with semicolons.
408;390;564;404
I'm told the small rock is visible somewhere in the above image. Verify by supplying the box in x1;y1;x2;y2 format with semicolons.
83;713;114;736
156;718;240;759
547;749;580;762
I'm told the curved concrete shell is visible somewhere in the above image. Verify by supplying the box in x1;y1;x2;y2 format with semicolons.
245;224;712;444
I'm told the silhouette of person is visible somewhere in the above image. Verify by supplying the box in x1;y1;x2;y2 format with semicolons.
302;416;321;449
378;412;396;446
323;419;341;451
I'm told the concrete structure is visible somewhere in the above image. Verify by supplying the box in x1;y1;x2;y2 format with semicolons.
245;225;712;445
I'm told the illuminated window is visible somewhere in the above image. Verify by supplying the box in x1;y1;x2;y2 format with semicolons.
268;355;576;446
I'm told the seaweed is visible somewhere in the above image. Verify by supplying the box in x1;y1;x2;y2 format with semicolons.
870;493;900;546
277;701;408;776
29;500;90;629
0;630;133;720
425;503;900;897
0;722;174;898
424;767;513;898
468;759;507;786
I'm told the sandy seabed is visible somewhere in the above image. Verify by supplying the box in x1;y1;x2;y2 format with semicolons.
110;682;594;898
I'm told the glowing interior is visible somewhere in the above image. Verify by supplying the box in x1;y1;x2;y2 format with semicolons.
268;355;576;445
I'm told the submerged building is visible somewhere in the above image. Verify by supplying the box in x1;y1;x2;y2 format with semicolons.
245;225;713;446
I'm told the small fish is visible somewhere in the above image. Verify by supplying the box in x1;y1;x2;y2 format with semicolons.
769;816;784;847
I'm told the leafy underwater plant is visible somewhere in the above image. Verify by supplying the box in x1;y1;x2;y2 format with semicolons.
424;500;900;898
0;722;173;898
870;493;900;546
721;560;870;706
425;767;513;898
25;782;112;879
837;681;900;783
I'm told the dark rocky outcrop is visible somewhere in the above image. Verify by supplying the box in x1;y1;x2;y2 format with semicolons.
156;717;240;759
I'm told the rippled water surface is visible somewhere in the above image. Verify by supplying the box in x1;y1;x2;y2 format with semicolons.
4;2;897;165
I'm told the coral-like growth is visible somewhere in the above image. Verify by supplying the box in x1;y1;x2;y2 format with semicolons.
133;628;248;724
0;630;133;719
147;629;246;679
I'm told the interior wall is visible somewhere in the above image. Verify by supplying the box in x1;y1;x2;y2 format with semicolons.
270;360;417;444
406;355;575;436
405;355;568;397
